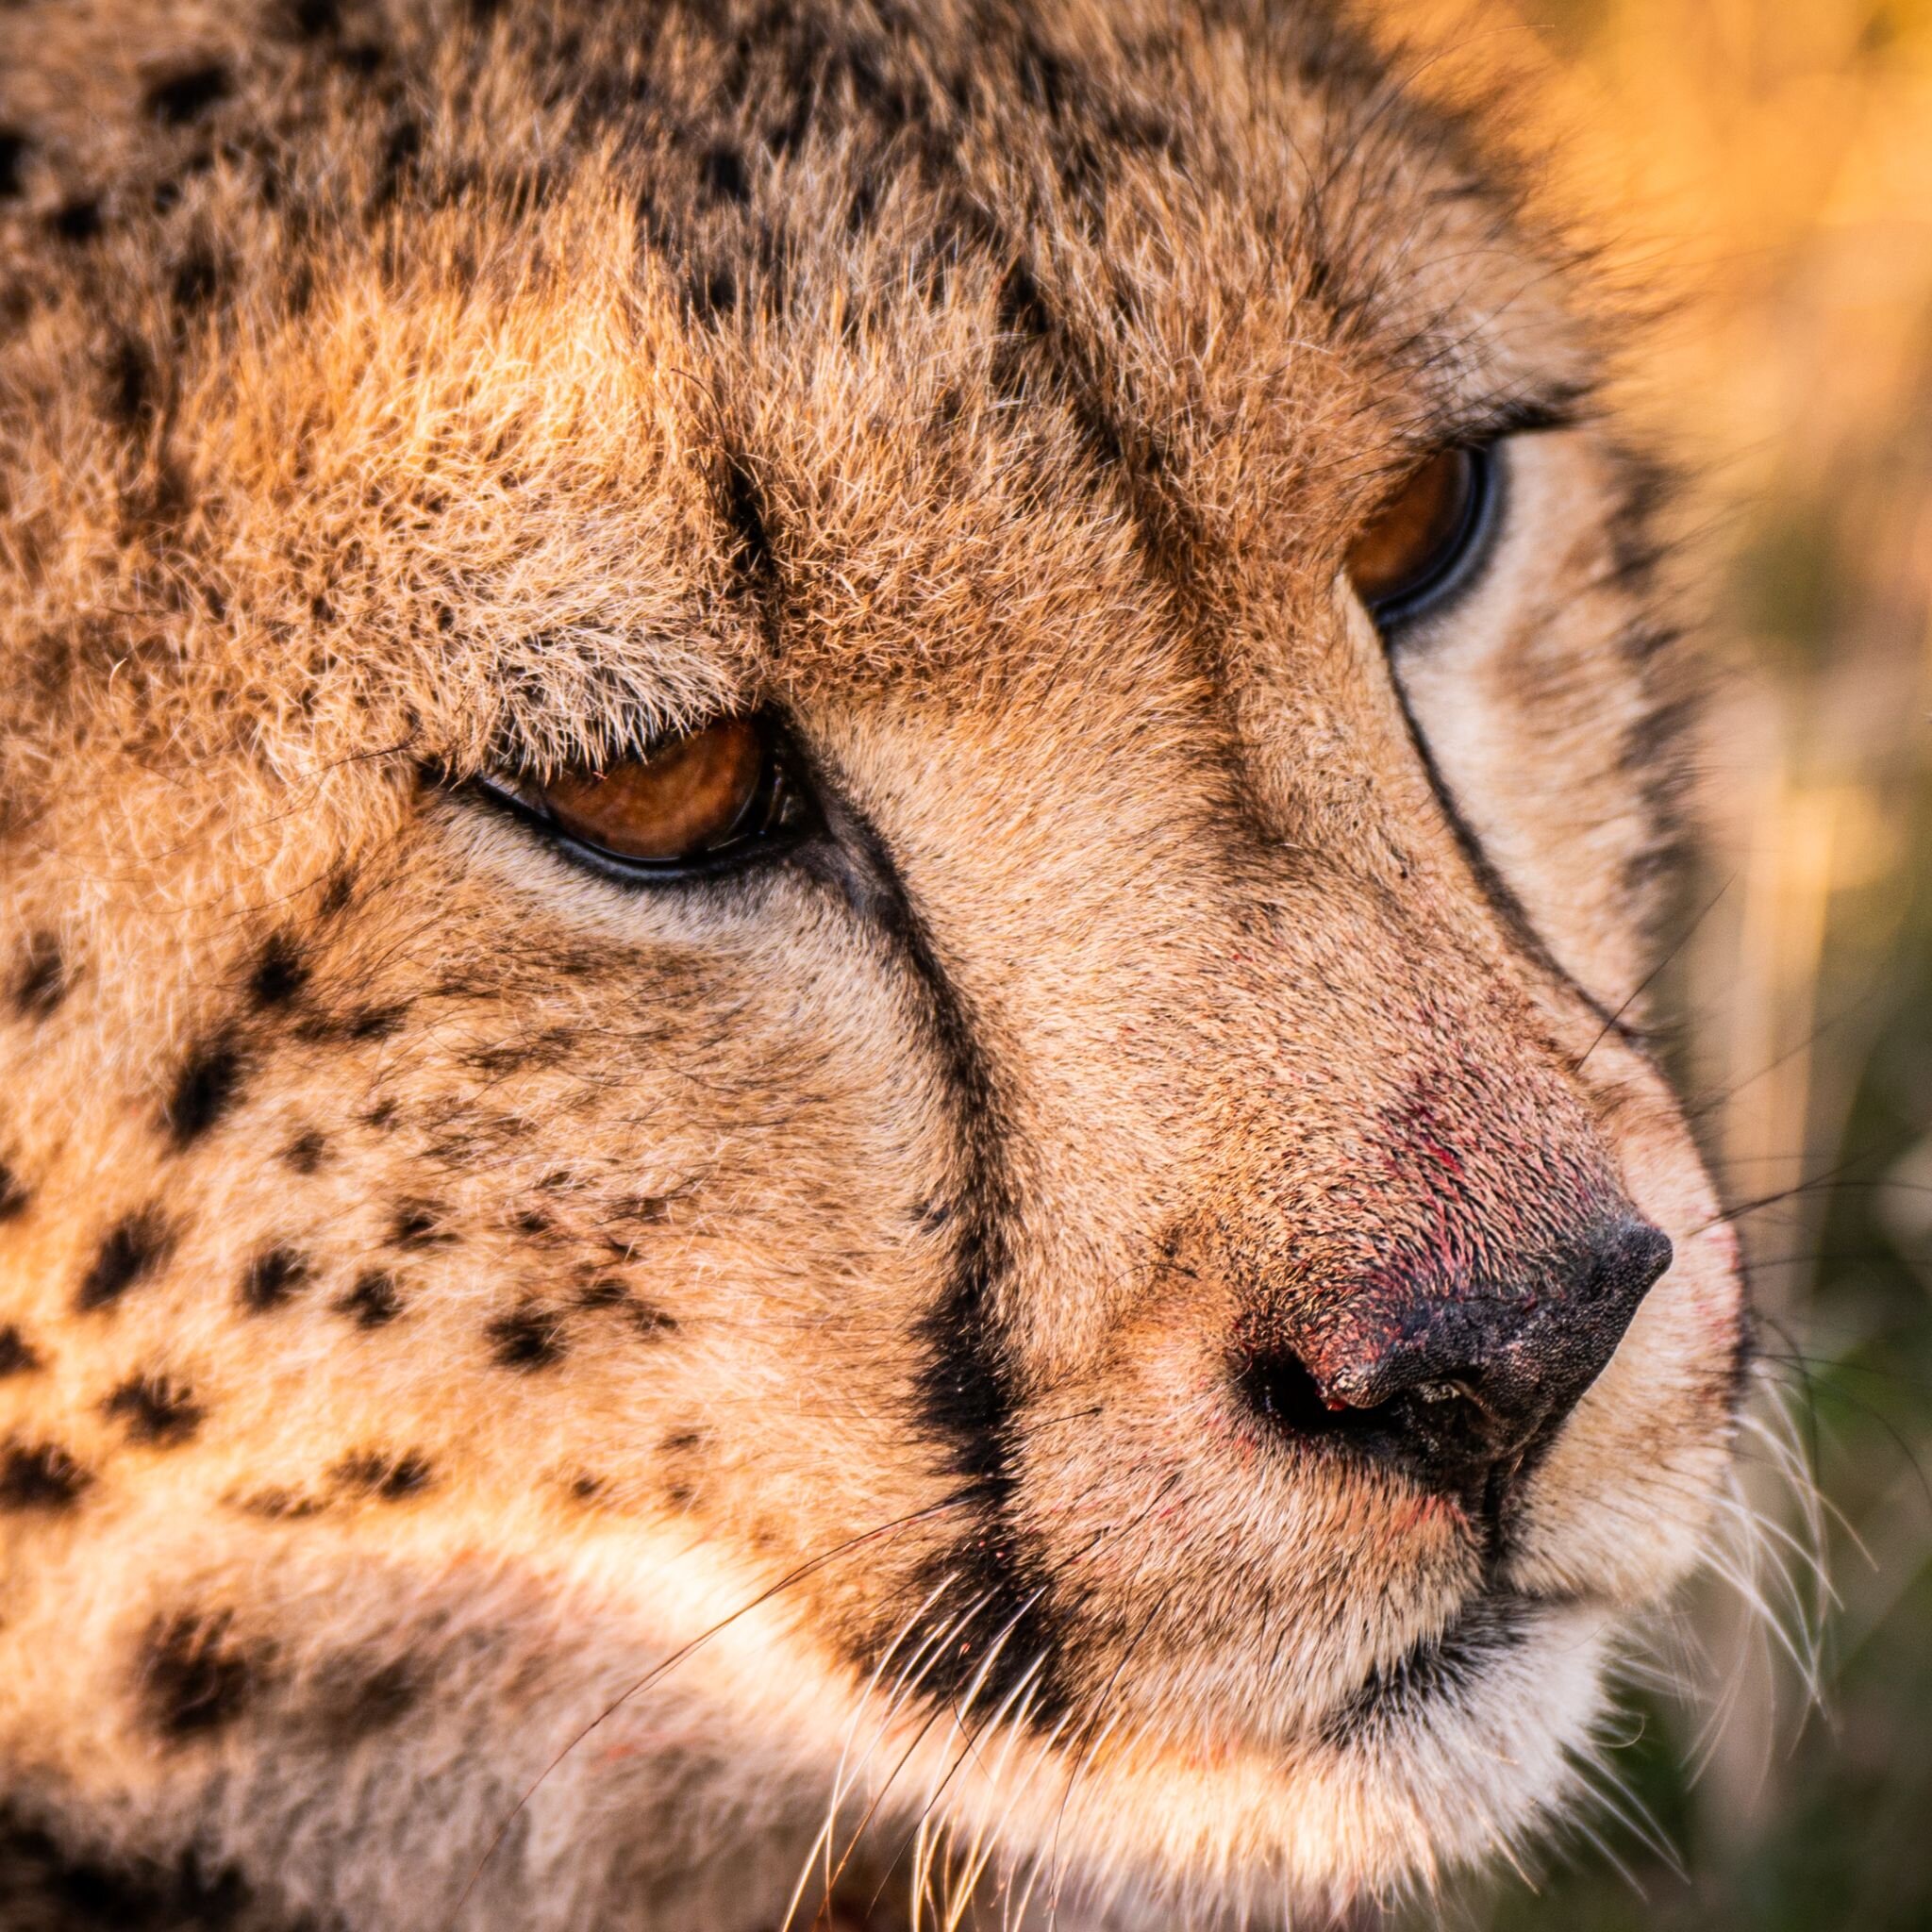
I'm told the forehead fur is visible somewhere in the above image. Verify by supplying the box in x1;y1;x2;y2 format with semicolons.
1;0;1601;786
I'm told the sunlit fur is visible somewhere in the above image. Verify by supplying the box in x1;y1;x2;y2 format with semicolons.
0;3;1744;1927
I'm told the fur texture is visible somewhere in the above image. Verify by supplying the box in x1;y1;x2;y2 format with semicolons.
0;2;1742;1926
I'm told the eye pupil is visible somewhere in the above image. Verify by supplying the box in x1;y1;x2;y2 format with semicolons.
1345;445;1490;625
536;717;771;864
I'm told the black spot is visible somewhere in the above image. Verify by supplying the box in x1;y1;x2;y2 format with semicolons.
485;1304;566;1373
281;1127;326;1174
0;1441;90;1511
77;1211;172;1311
237;1486;324;1520
333;1449;430;1499
1013;36;1070;115
721;453;774;585
660;1428;704;1455
370;114;424;210
140;1609;258;1740
344;1003;406;1041
687;260;738;323
574;1276;675;1335
385;118;425;168
325;1656;421;1735
162;1037;246;1145
463;1025;580;1078
49;197;101;243
339;1271;401;1326
0;130;26;202
289;0;342;39
13;933;66;1017
241;1245;310;1312
0;1325;38;1376
105;1374;204;1446
994;258;1052;341
318;867;356;916
701;142;751;204
567;1473;607;1503
0;1161;26;1222
511;1207;552;1238
0;1810;256;1926
389;1202;454;1249
249;933;309;1008
144;63;232;128
170;248;221;310
104;335;156;427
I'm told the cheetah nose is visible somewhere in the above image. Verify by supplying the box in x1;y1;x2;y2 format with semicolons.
1238;1216;1673;1508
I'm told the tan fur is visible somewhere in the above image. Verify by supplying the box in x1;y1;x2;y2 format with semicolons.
0;3;1742;1926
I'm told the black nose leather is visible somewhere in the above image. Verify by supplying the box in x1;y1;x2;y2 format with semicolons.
1240;1216;1674;1507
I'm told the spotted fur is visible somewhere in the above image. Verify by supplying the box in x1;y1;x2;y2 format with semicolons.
0;3;1742;1927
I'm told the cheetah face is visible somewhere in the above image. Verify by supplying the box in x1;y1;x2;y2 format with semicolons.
0;3;1742;1926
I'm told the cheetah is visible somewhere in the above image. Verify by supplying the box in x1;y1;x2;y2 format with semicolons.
0;1;1746;1926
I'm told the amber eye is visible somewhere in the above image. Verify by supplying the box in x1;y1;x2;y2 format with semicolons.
1345;443;1495;626
483;715;812;875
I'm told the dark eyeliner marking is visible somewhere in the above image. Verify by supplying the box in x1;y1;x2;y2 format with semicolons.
1387;671;1641;1058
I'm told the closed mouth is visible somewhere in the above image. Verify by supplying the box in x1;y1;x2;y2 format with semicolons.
1318;1589;1547;1746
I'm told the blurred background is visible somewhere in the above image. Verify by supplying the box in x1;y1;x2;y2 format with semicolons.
1377;2;1932;1927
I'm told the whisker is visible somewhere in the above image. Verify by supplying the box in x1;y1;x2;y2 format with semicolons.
1575;874;1733;1074
443;1493;971;1930
781;1574;963;1932
860;1609;1053;1925
814;1592;1002;1922
1045;1578;1181;1929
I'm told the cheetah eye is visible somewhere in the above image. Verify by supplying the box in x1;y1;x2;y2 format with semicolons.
477;715;816;879
1345;443;1498;630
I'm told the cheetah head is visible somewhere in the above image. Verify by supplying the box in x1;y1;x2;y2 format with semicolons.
0;2;1743;1926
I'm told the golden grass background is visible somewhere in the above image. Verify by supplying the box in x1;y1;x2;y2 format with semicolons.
1363;1;1932;1924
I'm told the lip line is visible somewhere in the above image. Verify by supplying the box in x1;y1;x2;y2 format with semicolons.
1318;1585;1584;1744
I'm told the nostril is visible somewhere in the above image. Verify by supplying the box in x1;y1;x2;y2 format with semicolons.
1239;1340;1518;1519
1241;1347;1346;1437
1240;1345;1424;1455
